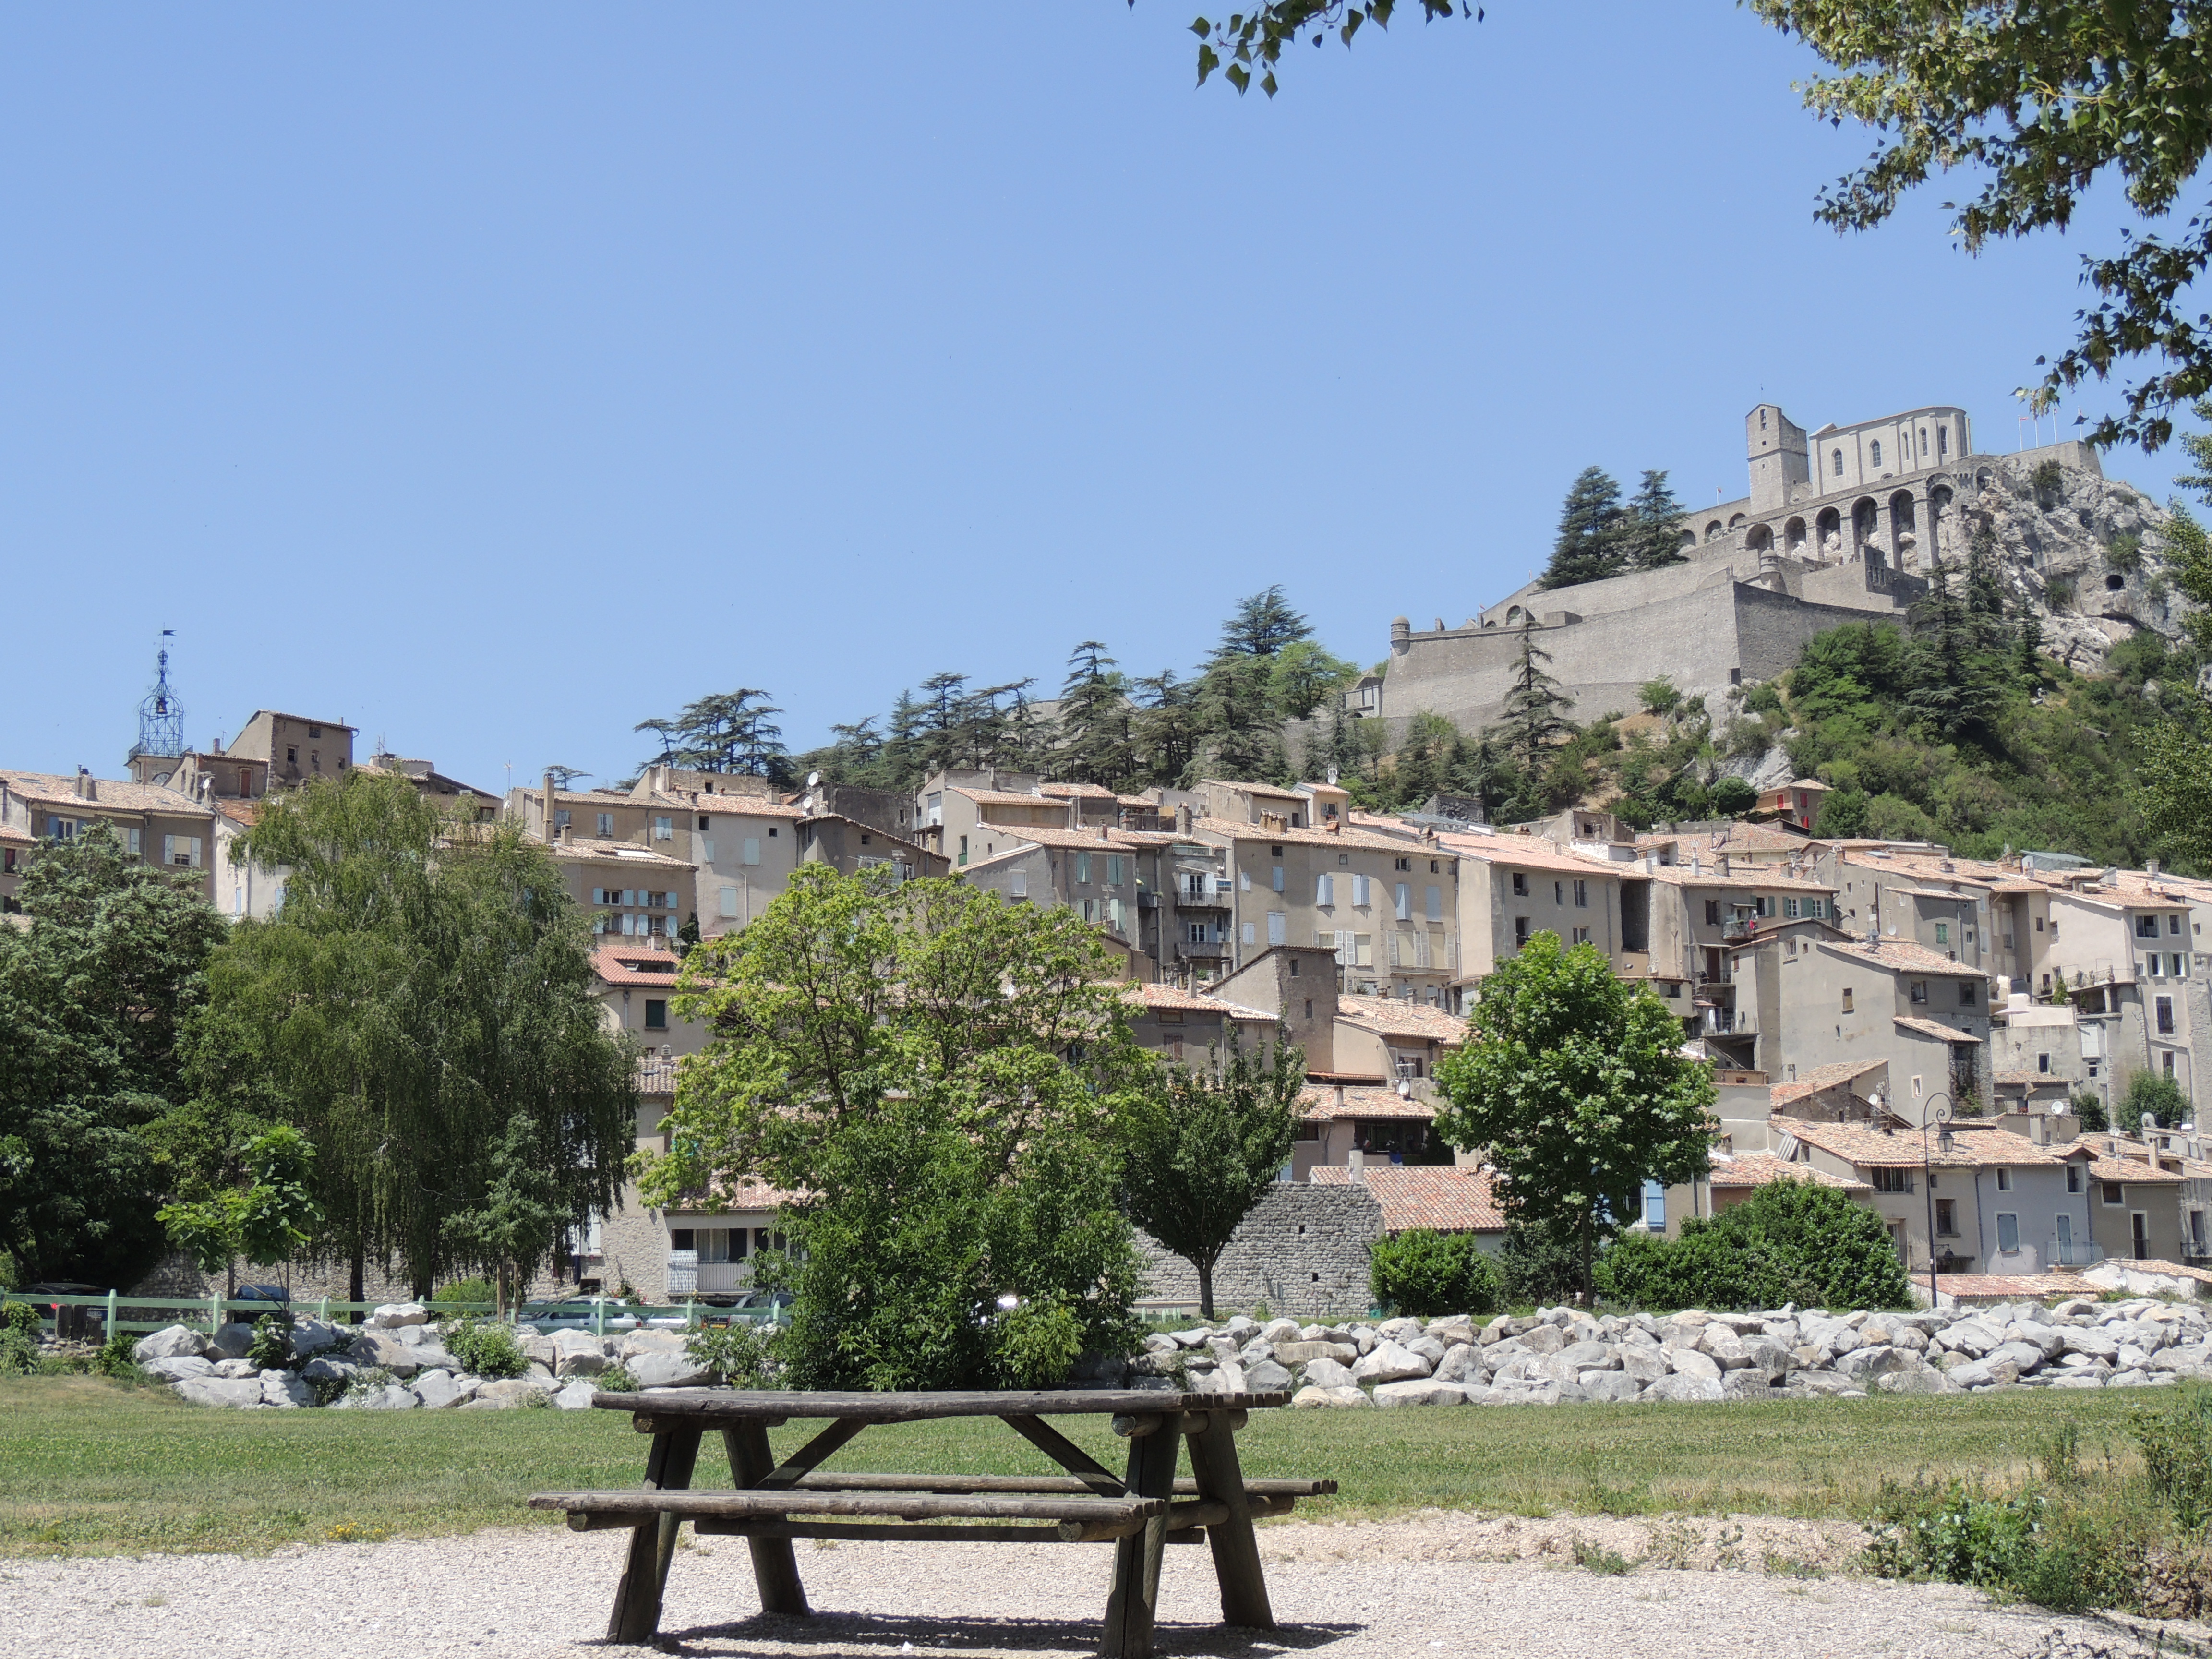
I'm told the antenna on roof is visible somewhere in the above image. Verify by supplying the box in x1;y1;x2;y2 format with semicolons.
132;630;185;760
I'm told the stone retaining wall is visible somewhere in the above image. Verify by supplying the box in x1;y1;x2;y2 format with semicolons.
1136;1182;1382;1317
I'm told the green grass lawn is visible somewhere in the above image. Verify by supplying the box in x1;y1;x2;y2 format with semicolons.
0;1373;2156;1558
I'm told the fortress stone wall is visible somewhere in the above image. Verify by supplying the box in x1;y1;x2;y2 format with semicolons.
1372;400;2106;736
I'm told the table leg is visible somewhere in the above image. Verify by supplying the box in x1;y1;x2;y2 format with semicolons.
1183;1412;1273;1631
1099;1423;1178;1659
607;1425;701;1645
724;1422;812;1617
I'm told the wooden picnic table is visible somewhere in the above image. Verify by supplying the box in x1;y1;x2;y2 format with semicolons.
529;1386;1325;1658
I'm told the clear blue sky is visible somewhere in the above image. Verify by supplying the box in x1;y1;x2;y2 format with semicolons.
0;4;2177;790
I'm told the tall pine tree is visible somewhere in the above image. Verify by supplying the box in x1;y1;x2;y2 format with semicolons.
1499;630;1574;770
1538;468;1626;589
1622;470;1689;570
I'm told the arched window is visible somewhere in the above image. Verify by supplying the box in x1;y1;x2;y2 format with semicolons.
1938;427;1948;458
1832;448;1844;475
1870;440;1883;468
1919;428;1928;457
1760;409;1768;429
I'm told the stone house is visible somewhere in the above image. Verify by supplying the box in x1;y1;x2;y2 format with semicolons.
1307;1163;1505;1250
2040;868;2203;1113
1636;862;1840;1057
226;710;356;787
1331;994;1467;1084
591;945;701;1061
955;824;1149;957
1121;980;1277;1065
792;812;947;883
0;769;219;905
1190;815;1460;1003
541;837;697;946
2061;1131;2191;1264
1290;1082;1444;1180
1728;930;1993;1107
1776;1115;2096;1278
1757;780;1831;831
1434;829;1621;989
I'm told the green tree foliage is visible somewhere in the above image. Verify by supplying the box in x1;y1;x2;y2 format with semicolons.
1434;932;1714;1301
1748;2;2212;452
1498;1219;1584;1306
156;1126;321;1279
0;821;224;1286
2140;416;2212;863
1499;630;1574;773
1596;1179;1912;1312
1539;468;1687;589
2119;1069;2192;1131
635;688;789;781
1368;1228;1503;1318
1120;1037;1302;1319
1637;678;1683;718
2074;1088;2110;1133
190;770;636;1300
1053;641;1137;792
1189;0;1467;98
639;866;1145;1388
1710;776;1757;817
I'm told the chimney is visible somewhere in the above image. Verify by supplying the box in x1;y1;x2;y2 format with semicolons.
1718;851;1731;878
74;767;94;801
1334;1082;1346;1110
2148;858;2161;879
542;770;556;840
1347;1148;1365;1181
1175;803;1193;836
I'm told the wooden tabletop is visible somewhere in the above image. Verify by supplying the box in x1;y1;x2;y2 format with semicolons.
588;1388;1293;1421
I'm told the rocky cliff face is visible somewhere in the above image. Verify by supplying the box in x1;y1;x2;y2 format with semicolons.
1969;454;2195;674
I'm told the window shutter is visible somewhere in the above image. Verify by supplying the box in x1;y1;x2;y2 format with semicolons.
1010;869;1028;898
1271;865;1285;893
1316;873;1333;906
743;838;761;866
1267;912;1286;946
719;885;738;918
1395;882;1411;920
1426;884;1443;921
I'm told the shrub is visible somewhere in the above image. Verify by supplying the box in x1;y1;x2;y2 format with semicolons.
94;1329;141;1378
686;1320;780;1388
2121;1070;2190;1130
1499;1220;1583;1306
2107;530;2144;573
1637;678;1682;718
2136;1383;2212;1534
1595;1180;1912;1312
2045;574;2077;610
0;1328;35;1376
443;1318;528;1380
1;1300;37;1337
1711;775;1758;815
598;1363;639;1393
431;1277;495;1307
245;1313;293;1370
1369;1229;1503;1318
988;1296;1085;1389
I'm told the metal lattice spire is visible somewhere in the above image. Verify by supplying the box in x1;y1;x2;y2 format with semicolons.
133;631;185;759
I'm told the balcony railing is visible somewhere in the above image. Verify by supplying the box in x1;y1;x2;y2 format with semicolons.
2048;1239;2104;1268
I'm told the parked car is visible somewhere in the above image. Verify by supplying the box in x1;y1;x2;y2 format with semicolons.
24;1281;100;1341
230;1283;291;1324
725;1289;794;1327
518;1295;641;1332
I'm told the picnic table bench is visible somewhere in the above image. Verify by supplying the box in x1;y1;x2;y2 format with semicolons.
529;1386;1328;1658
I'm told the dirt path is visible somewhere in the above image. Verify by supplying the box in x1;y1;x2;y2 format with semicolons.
3;1515;2203;1659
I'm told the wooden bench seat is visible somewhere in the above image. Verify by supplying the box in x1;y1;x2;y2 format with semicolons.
531;1488;1167;1543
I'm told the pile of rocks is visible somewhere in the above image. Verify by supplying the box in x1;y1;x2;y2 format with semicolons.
135;1301;718;1411
1125;1296;2212;1407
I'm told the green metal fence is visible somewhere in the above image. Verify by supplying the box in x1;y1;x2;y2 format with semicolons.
0;1291;718;1340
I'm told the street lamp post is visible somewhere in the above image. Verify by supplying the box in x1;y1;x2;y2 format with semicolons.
1920;1093;1954;1306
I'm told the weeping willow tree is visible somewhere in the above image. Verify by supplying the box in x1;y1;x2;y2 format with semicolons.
187;769;636;1303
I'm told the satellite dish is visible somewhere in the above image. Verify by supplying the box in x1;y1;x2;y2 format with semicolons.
806;772;821;789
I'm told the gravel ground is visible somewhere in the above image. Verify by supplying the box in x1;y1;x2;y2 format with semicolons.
5;1516;2208;1659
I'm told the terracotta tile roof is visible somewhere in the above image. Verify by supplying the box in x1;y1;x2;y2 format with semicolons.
1707;1152;1869;1192
1308;1164;1505;1232
1893;1014;1984;1044
985;824;1152;853
593;945;684;986
952;787;1073;810
1439;835;1621;879
685;1178;799;1214
1646;866;1837;892
650;794;808;820
546;840;694;869
1644;824;1822;855
2060;1137;2191;1184
0;823;36;845
2108;1258;2212;1285
1124;982;1276;1022
1937;1274;2084;1301
0;770;213;817
636;1057;682;1095
1770;1058;1888;1107
1335;994;1468;1046
1194;816;1427;856
1994;1070;2069;1088
1196;779;1306;801
1819;937;1990;977
1778;1116;2057;1169
215;800;263;828
1039;781;1115;798
1297;1083;1438;1122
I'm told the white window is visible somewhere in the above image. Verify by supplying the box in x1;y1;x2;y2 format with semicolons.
1010;869;1028;898
122;827;142;856
47;817;77;841
1782;897;1801;919
233;884;243;917
1996;1213;2020;1254
1352;874;1370;907
653;816;673;841
1572;926;1591;945
719;885;739;918
162;834;203;868
1425;885;1443;922
597;812;613;837
1267;912;1286;947
742;837;761;866
1395;882;1412;921
1109;897;1125;933
1271;864;1285;893
1315;873;1334;907
1185;918;1207;943
1076;852;1092;884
